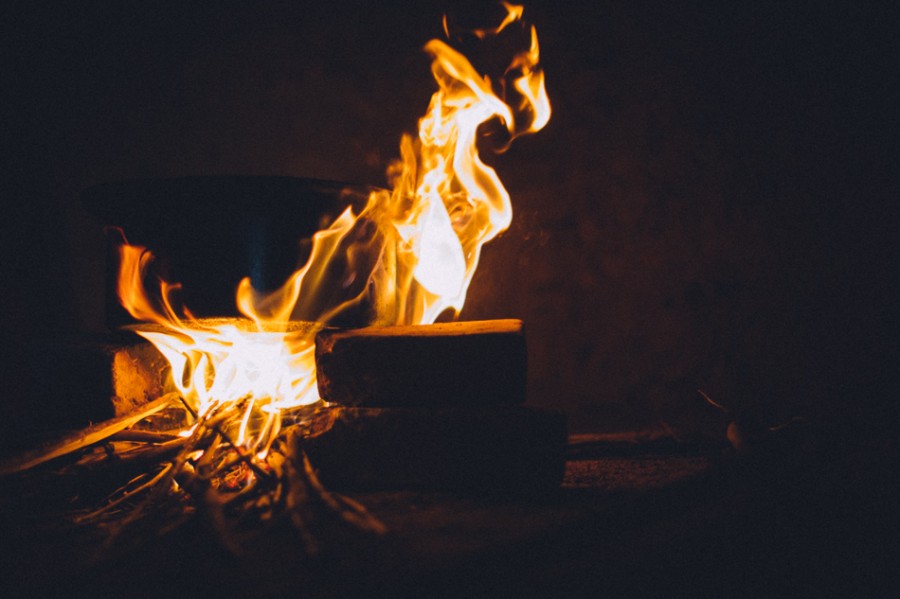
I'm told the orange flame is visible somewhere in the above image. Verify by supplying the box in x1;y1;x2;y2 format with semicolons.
116;3;550;451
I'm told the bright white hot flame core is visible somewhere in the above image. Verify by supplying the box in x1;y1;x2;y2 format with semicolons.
116;3;551;451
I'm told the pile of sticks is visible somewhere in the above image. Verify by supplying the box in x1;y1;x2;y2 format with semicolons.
0;392;386;559
0;318;565;558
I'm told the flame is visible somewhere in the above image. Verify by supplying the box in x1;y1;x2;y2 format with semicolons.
116;3;550;450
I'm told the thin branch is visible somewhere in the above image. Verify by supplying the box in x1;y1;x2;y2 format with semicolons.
73;463;174;524
698;389;729;414
181;396;274;485
0;393;182;476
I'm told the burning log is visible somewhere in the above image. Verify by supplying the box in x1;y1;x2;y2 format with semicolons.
300;406;567;492
315;319;527;407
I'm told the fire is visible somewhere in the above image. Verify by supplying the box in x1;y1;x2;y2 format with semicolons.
116;3;550;452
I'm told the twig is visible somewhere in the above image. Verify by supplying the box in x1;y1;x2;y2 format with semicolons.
72;437;189;471
284;451;322;556
698;389;729;413
0;393;182;475
179;396;274;485
73;463;174;524
108;430;180;443
297;451;387;535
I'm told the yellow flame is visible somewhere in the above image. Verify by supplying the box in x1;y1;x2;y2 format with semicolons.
116;4;550;449
470;2;525;39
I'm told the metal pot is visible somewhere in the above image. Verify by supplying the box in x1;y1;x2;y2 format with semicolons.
82;176;379;328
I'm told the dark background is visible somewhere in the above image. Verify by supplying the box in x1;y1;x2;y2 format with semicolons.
1;1;896;436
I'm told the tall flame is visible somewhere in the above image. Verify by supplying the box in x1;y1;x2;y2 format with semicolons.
116;3;550;451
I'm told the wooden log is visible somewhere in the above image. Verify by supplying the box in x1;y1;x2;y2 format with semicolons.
109;342;171;416
0;392;181;475
315;319;527;407
300;406;567;492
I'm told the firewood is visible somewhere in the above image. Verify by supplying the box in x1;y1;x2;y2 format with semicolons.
0;392;181;475
73;437;188;472
109;342;170;416
300;406;567;492
315;319;527;407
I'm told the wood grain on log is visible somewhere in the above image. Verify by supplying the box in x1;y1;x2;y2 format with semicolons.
300;406;567;492
110;343;170;416
315;319;527;407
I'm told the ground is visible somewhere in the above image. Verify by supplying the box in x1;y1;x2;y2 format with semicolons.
1;428;895;598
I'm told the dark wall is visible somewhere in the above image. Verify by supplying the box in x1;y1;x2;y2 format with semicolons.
2;1;896;434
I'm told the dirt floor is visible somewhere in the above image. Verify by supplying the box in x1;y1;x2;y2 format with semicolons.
1;427;895;598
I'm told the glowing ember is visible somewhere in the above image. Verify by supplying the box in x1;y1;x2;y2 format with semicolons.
116;3;551;452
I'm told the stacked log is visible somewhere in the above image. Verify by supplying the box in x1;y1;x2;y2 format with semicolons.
305;320;567;492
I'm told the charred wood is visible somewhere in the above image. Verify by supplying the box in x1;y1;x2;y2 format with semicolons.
300;406;567;492
315;319;527;407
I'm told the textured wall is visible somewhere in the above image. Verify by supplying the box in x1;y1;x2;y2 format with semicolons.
2;1;895;436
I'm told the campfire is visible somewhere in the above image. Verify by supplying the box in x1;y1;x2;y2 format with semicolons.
1;3;561;557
